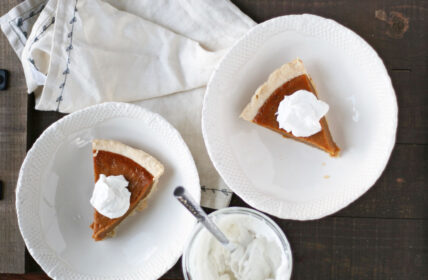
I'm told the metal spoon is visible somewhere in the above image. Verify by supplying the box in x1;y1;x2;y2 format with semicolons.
174;186;238;252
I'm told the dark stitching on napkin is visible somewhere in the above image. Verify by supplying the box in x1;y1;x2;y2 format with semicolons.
18;3;45;25
27;16;55;69
28;58;40;71
7;2;46;46
56;0;79;111
201;186;233;196
14;3;46;38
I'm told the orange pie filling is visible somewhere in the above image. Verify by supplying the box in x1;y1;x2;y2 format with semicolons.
91;150;154;241
252;74;340;156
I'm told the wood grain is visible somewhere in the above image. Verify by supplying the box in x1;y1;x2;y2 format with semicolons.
26;94;65;150
279;217;428;280
335;144;428;219
0;0;28;274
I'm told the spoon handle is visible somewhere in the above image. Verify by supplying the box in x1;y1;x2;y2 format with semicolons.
174;186;230;246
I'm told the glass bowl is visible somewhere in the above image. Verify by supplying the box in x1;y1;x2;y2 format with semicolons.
181;207;293;279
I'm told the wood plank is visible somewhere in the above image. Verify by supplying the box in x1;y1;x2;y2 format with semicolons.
232;0;428;144
277;217;428;280
391;69;428;144
26;94;64;150
0;0;28;273
163;262;184;279
335;143;427;218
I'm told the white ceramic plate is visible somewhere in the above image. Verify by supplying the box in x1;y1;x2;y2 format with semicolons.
16;102;200;280
202;14;397;220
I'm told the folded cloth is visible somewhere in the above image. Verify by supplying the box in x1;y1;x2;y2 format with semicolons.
1;0;255;209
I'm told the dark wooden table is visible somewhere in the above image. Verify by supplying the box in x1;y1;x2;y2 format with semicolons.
1;0;427;279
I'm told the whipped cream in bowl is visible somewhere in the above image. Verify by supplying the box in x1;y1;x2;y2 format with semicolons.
276;89;329;137
182;207;292;280
90;174;130;219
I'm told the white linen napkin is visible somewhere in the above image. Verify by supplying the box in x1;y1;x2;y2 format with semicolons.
1;0;255;209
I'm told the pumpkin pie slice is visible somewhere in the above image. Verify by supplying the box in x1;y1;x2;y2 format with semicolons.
240;59;340;156
90;139;164;241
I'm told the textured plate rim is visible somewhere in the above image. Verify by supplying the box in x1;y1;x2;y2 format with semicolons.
16;102;200;280
202;14;397;220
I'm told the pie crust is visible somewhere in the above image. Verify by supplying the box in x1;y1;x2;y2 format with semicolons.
92;139;164;182
240;59;308;121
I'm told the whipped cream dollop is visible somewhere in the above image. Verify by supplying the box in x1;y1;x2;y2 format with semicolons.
90;174;130;219
189;214;289;280
276;90;329;137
